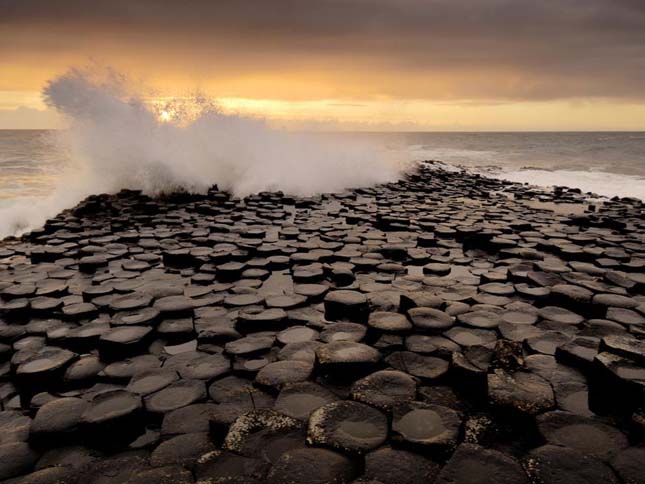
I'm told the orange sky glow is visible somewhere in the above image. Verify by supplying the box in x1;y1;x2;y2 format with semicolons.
1;0;644;131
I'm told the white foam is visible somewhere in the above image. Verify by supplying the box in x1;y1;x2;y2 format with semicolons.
0;67;405;237
494;169;645;200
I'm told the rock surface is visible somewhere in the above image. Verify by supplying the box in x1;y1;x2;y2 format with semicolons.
0;163;643;481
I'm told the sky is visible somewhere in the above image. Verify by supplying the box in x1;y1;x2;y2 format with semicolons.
1;0;645;130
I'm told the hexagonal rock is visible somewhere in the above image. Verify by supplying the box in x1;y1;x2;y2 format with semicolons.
0;411;31;445
362;446;442;484
98;326;153;361
16;348;77;397
386;351;450;381
144;379;207;415
324;290;369;324
315;341;381;382
600;334;645;363
222;409;303;456
126;369;179;396
392;401;461;454
194;450;270;482
593;352;645;409
0;442;39;480
408;308;455;331
255;360;314;391
307;401;388;454
79;390;144;446
523;444;620;484
150;432;216;467
537;411;629;461
487;369;555;415
30;397;89;442
435;443;530;484
368;311;413;333
267;447;358;484
161;403;218;436
153;295;195;316
350;370;417;411
610;446;645;484
274;382;339;421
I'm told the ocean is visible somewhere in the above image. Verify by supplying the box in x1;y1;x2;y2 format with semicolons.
0;129;643;237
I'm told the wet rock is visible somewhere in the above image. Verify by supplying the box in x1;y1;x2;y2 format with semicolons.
315;341;381;382
30;397;88;442
408;307;454;331
98;326;153;361
307;401;388;454
0;411;31;445
435;443;530;484
126;369;179;396
555;336;599;370
392;401;461;454
320;322;367;343
150;432;216;467
222;409;303;459
274;382;339;421
255;360;314;391
16;347;77;399
362;447;442;484
144;379;206;415
80;390;144;447
610;446;645;484
537;410;629;461
386;351;449;381
161;403;217;435
126;465;194;484
488;369;555;415
194;449;270;483
324;290;369;323
0;442;39;480
524;444;619;484
350;370;417;411
368;311;413;333
267;447;357;484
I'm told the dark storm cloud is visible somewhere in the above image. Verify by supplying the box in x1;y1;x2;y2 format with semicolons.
1;0;644;100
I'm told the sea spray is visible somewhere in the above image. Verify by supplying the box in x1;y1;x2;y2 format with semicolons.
0;67;405;237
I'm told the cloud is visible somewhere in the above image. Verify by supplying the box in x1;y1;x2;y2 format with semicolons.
0;0;644;101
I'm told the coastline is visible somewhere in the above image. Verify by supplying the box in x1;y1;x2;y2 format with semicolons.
0;163;643;482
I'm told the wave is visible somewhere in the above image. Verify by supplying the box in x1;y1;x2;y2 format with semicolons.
494;168;645;200
0;67;405;237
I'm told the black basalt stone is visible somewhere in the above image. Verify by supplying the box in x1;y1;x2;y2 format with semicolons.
324;290;369;324
435;443;530;484
307;401;388;454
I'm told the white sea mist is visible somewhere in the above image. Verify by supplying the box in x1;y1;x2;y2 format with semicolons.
0;67;405;237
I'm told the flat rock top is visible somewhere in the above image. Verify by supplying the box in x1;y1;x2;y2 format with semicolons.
0;164;643;482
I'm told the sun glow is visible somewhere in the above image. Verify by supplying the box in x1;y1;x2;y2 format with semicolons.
159;110;172;122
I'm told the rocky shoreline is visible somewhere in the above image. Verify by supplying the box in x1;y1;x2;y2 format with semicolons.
0;162;643;483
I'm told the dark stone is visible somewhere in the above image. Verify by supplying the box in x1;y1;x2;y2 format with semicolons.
391;401;461;454
0;442;39;480
150;432;216;467
350;370;417;411
144;379;207;415
488;369;555;415
267;448;357;484
537;410;629;461
324;290;369;323
307;401;388;454
524;444;619;484
435;443;530;484
315;341;381;382
30;397;88;442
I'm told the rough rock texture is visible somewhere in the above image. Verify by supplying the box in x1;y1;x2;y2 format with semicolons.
0;163;643;481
